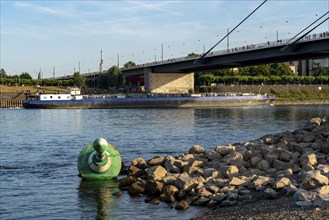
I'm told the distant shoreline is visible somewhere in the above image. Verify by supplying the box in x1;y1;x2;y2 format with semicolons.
272;98;329;106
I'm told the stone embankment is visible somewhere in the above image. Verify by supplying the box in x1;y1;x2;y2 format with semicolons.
119;117;329;211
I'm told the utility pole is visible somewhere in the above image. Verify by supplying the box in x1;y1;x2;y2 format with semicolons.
227;28;230;52
99;50;103;73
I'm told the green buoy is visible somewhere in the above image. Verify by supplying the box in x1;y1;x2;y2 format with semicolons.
78;138;122;180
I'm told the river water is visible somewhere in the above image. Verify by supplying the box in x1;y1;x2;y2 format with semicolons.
0;106;328;220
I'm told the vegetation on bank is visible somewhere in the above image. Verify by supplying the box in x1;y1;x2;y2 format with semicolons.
1;61;328;99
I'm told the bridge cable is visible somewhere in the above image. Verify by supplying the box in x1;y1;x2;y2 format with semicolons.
281;11;329;51
194;0;268;64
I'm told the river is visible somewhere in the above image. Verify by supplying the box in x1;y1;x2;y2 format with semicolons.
0;106;328;220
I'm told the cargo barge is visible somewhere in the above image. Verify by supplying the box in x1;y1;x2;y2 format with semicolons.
23;89;275;109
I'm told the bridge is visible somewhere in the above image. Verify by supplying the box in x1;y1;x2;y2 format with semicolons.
75;35;328;93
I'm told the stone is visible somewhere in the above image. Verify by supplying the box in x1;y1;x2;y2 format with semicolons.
145;165;167;180
148;156;164;166
279;151;293;162
203;168;219;178
300;170;328;189
239;189;251;195
198;188;213;197
131;157;147;169
189;145;205;154
316;186;329;194
193;197;210;206
220;199;237;206
310;117;322;126
250;156;262;168
128;180;146;195
256;160;270;170
250;176;271;188
263;188;278;199
175;200;191;210
320;142;329;153
175;172;199;190
118;176;135;189
293;190;317;202
272;159;293;170
145;180;164;195
204;150;222;160
314;194;329;208
301;152;317;166
162;174;178;185
228;177;247;186
219;165;239;178
149;198;161;205
294;201;313;207
215;145;236;156
209;193;226;202
163;185;179;195
128;165;142;176
264;152;279;164
227;152;245;168
207;185;220;193
273;177;291;190
163;193;176;204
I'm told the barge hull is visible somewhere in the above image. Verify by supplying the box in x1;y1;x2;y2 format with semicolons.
23;96;273;109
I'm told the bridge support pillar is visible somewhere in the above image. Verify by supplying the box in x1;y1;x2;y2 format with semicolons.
144;68;194;93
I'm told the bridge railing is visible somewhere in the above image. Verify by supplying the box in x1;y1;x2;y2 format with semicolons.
55;31;329;79
123;31;329;70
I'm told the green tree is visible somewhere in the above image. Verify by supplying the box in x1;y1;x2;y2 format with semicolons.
73;72;85;88
186;52;199;58
313;66;329;76
97;66;123;89
20;72;32;79
124;61;136;68
0;68;7;78
270;63;294;76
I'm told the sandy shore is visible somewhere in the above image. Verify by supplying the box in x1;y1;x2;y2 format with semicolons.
194;193;329;220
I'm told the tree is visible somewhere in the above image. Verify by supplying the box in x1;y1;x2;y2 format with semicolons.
20;72;32;79
124;61;136;68
186;52;199;58
73;72;85;88
270;63;294;76
0;68;7;78
97;65;123;89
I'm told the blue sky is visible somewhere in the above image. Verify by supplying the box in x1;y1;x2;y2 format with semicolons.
1;0;329;78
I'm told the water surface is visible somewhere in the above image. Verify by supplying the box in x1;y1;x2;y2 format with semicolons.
1;106;328;219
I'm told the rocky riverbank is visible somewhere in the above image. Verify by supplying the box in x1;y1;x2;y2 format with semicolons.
119;117;329;218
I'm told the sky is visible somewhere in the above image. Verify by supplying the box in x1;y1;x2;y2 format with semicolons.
1;0;329;78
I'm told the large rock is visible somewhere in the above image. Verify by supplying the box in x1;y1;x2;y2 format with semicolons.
293;190;317;202
128;180;146;195
148;156;164;166
219;165;239;178
215;145;236;156
250;176;271;188
301;152;317;166
263;188;279;199
175;200;191;210
273;177;291;190
300;170;328;189
189;145;205;154
228;177;247;186
145;180;164;195
145;165;167;180
131;157;147;169
175;172;199;190
256;160;270;170
314;194;329;208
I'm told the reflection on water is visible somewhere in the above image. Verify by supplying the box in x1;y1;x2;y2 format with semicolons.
0;106;328;219
78;180;120;220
